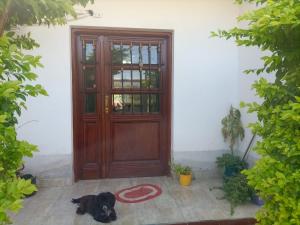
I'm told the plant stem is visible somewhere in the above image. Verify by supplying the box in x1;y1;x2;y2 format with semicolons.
0;0;12;36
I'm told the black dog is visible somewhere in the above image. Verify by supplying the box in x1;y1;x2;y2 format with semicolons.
72;192;117;223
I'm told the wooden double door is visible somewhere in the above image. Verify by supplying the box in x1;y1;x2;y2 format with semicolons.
72;28;172;180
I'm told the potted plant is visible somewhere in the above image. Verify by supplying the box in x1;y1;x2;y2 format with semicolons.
216;153;247;177
217;106;245;177
172;163;192;186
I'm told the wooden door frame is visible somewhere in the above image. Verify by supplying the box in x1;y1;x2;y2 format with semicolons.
71;26;173;181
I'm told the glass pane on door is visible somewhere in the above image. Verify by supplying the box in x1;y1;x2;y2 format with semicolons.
123;94;132;113
149;71;159;88
111;42;160;65
110;41;162;115
122;71;131;88
133;95;141;113
150;94;160;112
131;45;140;64
85;94;96;113
112;70;122;88
141;45;149;64
112;44;122;64
112;94;160;114
122;45;131;64
83;41;95;64
84;67;96;89
112;94;123;113
132;70;140;88
141;94;149;113
150;45;158;64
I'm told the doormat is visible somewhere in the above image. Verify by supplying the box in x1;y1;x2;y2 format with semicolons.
115;184;162;203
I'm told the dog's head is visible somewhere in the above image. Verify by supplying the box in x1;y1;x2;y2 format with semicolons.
96;192;116;208
94;192;116;223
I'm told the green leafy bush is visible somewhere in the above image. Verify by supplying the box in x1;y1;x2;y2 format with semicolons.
0;33;46;225
0;0;94;224
171;163;192;175
223;174;253;215
213;0;300;224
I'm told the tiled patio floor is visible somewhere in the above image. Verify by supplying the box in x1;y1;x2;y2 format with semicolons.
11;177;259;225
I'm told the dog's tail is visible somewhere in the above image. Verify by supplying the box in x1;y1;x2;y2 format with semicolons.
71;198;80;204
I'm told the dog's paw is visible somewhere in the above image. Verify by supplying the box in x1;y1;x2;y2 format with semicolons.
93;217;111;223
110;210;117;221
110;215;117;221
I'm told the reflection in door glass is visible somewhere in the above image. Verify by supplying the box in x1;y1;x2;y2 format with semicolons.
122;70;131;88
112;94;133;113
131;45;140;64
142;46;149;64
133;95;141;113
149;71;160;88
112;70;159;89
150;94;160;112
112;70;122;88
84;67;96;89
112;94;160;114
112;94;123;113
141;70;148;88
141;94;149;112
132;70;140;88
123;94;132;113
85;94;96;113
84;42;95;63
122;45;131;64
140;71;160;88
150;46;158;64
111;43;160;65
112;44;122;64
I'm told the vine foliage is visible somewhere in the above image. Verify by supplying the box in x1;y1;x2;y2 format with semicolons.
0;0;93;224
213;0;300;224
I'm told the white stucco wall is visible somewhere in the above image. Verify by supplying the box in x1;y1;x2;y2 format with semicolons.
238;44;262;161
17;0;240;157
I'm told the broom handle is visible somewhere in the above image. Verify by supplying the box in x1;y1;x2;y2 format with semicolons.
242;133;256;161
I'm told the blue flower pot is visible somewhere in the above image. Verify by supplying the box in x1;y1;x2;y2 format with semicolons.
224;165;239;177
252;194;264;206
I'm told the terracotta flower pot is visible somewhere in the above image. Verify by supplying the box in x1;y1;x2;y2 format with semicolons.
179;174;192;186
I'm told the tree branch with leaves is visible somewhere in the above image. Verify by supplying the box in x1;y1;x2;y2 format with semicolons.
0;0;93;224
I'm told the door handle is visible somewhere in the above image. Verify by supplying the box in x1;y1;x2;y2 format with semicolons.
105;95;109;114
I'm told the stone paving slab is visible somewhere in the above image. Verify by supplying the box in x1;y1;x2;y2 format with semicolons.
11;177;259;225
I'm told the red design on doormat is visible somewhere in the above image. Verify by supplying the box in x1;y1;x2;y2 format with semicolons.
115;184;162;203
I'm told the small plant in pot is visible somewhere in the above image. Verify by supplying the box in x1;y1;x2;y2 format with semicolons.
217;106;246;177
172;163;192;186
216;153;247;177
